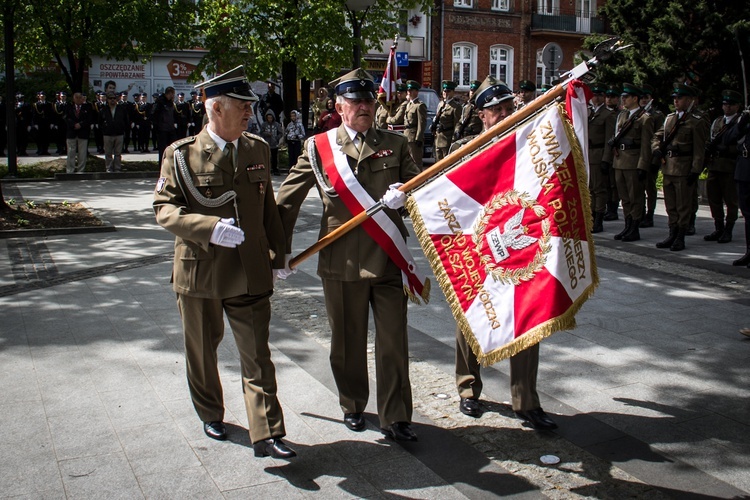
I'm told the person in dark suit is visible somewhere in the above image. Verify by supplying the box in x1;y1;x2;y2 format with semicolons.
153;66;295;459
152;87;177;165
276;68;422;442
451;75;557;431
31;91;53;155
99;91;129;172
64;92;92;173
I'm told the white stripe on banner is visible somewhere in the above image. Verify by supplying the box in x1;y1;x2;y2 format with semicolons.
410;175;483;234
543;236;594;301
465;276;515;352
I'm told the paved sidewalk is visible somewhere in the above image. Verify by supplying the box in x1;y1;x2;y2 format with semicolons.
1;178;748;498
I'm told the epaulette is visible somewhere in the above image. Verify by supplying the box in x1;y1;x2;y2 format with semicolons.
378;128;408;139
171;136;196;149
243;131;268;146
691;112;703;120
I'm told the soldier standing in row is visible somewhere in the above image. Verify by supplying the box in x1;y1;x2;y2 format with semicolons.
375;91;390;129
432;80;461;161
639;84;665;228
726;110;750;266
189;91;206;136
53;91;68;155
454;80;482;141
516;79;536;110
403;79;426;169
703;90;742;243
15;92;31;156
611;83;653;242
587;84;616;233
91;91;106;154
604;85;622;221
31;91;53;155
386;83;408;129
174;92;190;139
134;93;152;152
652;84;709;252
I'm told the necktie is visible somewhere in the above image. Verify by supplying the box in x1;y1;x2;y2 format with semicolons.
75;105;80;118
225;143;236;171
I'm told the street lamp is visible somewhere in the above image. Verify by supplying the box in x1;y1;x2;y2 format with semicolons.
345;0;376;69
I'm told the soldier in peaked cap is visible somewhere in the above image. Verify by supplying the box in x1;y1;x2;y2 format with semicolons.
174;91;190;139
702;89;743;244
386;82;408;129
588;83;616;233
638;83;665;228
275;68;423;442
450;74;557;431
516;79;537;109
454;79;482;140
31;90;53;155
433;80;462;160
602;84;622;221
610;83;653;242
402;79;427;168
153;66;296;459
652;83;709;251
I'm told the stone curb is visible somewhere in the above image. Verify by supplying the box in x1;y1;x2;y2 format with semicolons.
0;201;115;239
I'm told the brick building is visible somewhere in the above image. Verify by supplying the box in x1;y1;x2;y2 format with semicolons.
429;0;608;93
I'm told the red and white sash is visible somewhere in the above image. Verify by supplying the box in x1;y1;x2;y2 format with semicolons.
315;128;430;304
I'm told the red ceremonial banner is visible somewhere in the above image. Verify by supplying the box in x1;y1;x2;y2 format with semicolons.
406;101;598;365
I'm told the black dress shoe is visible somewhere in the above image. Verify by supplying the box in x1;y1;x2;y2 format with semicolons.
381;422;417;441
515;408;558;430
459;398;481;418
253;438;297;459
203;421;227;441
344;412;366;431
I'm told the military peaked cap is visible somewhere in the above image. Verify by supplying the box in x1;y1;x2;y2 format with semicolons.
621;83;642;97
640;83;655;96
330;68;376;99
196;66;258;102
473;76;513;109
518;80;536;92
721;90;742;104
469;80;481;91
441;80;457;91
672;83;699;98
406;80;421;90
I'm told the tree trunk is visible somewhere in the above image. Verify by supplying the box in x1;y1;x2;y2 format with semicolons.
281;59;297;127
300;77;310;134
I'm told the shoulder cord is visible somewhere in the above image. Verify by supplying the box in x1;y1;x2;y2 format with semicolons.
307;136;338;198
173;149;237;208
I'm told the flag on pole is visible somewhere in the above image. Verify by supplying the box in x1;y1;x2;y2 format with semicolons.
405;86;597;366
379;40;399;103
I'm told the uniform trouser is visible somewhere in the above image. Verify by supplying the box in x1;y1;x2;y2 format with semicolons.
176;292;285;443
739;180;750;220
94;127;104;152
588;156;608;213
455;326;541;412
663;174;694;228
322;272;413;427
614;168;645;220
644;165;659;213
157;130;178;166
706;170;738;224
65;137;88;173
435;146;448;161
607;167;619;208
408;141;423;169
103;135;123;172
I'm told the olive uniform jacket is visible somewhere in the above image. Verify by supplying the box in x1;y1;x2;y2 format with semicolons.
707;115;741;173
386;101;407;127
153;128;286;298
457;102;482;139
613;109;653;171
652;110;709;176
587;104;615;166
375;103;390;129
434;98;462;148
404;99;427;143
276;125;420;281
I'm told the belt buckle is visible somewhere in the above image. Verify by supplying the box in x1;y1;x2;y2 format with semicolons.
666;150;674;158
619;144;626;151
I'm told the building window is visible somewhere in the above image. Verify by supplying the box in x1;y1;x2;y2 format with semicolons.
454;0;473;8
537;0;559;15
489;45;513;86
452;43;476;88
536;48;546;88
491;0;510;11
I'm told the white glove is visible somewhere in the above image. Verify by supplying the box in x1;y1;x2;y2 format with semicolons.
275;254;297;280
382;182;406;210
209;218;245;248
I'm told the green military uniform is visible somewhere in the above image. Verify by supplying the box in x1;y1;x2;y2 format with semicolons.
639;83;664;228
375;99;391;129
276;69;421;430
587;84;616;232
611;84;654;241
153;68;288;445
703;89;742;243
604;85;622;219
433;80;462;161
652;84;709;251
403;80;427;168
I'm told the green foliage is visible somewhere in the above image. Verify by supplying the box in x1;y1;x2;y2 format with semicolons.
587;0;750;111
195;0;431;82
24;199;36;208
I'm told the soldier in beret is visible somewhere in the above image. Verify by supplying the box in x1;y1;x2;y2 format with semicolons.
451;76;557;431
588;84;616;233
432;80;462;161
403;79;427;168
276;68;422;442
610;84;653;241
454;80;482;140
652;83;709;251
154;66;295;459
703;90;742;243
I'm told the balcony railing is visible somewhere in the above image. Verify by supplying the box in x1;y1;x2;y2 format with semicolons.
531;10;605;34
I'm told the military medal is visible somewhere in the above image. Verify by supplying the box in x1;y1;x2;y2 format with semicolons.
205;187;212;198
